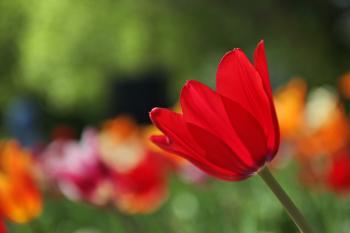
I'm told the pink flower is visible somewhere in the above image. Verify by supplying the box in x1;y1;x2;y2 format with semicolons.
39;129;111;204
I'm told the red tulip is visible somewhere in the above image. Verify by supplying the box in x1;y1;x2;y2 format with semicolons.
0;220;6;233
150;41;279;181
327;152;350;193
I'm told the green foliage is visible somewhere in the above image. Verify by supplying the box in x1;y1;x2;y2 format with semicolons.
0;0;345;118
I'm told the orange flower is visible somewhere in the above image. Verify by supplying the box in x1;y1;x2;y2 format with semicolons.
338;72;350;99
99;116;145;173
289;87;350;189
296;87;349;160
0;141;42;224
274;78;307;140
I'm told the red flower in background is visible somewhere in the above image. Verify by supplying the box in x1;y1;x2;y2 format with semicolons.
40;129;111;205
112;151;168;214
150;41;279;181
327;152;350;193
0;220;5;233
98;117;169;213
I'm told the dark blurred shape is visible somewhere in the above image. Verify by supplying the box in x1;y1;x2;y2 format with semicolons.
334;10;350;48
51;124;77;141
4;97;42;147
331;0;350;8
109;69;170;124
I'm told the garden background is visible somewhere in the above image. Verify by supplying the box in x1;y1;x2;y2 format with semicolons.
1;1;350;232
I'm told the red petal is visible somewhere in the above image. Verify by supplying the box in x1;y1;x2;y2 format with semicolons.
151;135;245;181
149;109;245;181
216;48;279;158
150;108;200;158
254;41;280;157
151;136;245;181
180;80;252;163
221;95;268;166
186;122;255;176
253;40;271;96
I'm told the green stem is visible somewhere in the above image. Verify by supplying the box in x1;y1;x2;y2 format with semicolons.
258;167;315;233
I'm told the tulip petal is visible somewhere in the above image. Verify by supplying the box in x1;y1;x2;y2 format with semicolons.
151;135;245;181
149;108;245;180
216;48;278;158
150;108;201;158
180;80;252;165
253;40;271;96
186;122;255;176
220;95;268;166
254;41;280;157
216;49;269;123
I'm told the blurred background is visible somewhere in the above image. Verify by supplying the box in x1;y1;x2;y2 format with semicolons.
1;0;350;232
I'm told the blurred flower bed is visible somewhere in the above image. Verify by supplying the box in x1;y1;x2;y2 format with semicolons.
2;73;350;232
1;1;350;232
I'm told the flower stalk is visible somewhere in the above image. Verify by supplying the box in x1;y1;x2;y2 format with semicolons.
259;167;315;233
